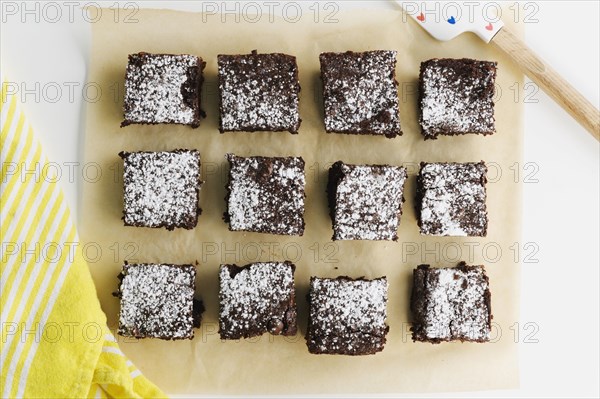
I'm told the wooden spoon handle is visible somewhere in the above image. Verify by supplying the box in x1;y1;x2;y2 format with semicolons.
492;26;600;141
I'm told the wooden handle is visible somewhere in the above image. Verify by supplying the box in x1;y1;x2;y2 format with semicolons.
492;26;600;141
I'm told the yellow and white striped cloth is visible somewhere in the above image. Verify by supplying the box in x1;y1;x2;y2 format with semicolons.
1;80;166;398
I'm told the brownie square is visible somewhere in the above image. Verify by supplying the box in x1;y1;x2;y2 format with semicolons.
306;276;389;355
120;149;202;230
224;154;305;236
319;50;401;138
122;52;205;127
411;263;492;343
419;58;497;139
217;50;301;133
327;161;407;241
219;262;297;340
416;162;487;236
115;263;203;340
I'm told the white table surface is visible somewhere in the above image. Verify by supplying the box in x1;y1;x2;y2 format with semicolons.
1;1;598;397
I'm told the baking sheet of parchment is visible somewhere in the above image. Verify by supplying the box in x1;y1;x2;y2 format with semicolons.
81;6;523;395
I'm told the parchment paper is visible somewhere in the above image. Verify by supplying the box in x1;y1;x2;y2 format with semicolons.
81;6;523;394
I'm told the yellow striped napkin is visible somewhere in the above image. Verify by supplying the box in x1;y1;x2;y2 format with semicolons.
1;80;166;398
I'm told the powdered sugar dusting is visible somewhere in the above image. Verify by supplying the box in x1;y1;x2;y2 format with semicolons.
320;50;401;137
226;154;305;236
218;51;300;133
419;58;496;139
418;162;487;236
307;276;388;355
219;262;296;339
121;150;201;230
117;263;196;340
332;162;406;241
123;53;202;126
422;266;490;341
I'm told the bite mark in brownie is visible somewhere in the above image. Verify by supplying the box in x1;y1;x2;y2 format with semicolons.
327;161;407;241
224;154;305;236
415;162;488;236
306;276;389;355
419;58;497;139
319;50;401;138
120;149;202;230
114;263;203;340
122;52;205;127
218;50;301;133
219;262;297;340
411;263;492;343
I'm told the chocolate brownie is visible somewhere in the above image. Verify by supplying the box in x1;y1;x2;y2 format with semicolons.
306;276;389;355
319;50;401;138
419;58;497;139
327;161;407;241
416;162;488;236
119;149;202;230
114;263;203;340
219;262;297;340
121;52;205;127
217;50;301;133
411;263;492;343
224;154;305;236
